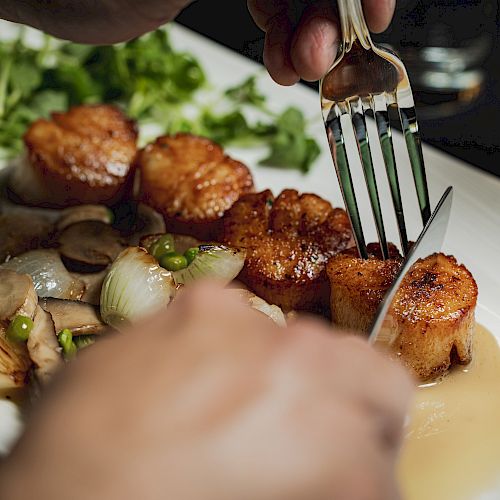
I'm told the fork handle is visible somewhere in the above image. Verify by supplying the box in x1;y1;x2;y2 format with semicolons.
337;0;372;50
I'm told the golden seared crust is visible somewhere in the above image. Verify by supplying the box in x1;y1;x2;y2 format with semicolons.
221;189;353;313
327;248;402;332
138;134;254;240
327;250;478;380
392;253;477;379
20;105;137;207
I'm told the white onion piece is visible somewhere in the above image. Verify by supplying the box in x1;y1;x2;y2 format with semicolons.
173;245;245;286
227;289;286;326
1;250;85;300
248;295;287;327
100;247;175;328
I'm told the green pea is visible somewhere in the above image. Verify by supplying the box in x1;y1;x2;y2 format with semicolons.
73;335;96;350
160;252;188;271
6;315;34;343
58;328;77;359
149;234;175;260
184;247;199;265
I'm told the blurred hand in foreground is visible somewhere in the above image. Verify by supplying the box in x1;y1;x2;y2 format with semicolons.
0;0;193;44
0;282;412;500
248;0;396;84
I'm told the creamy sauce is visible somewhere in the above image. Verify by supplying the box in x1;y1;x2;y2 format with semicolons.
399;325;500;500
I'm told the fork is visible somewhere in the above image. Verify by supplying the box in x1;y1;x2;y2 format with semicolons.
321;0;431;259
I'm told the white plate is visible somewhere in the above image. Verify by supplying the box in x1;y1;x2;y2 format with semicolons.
1;19;500;492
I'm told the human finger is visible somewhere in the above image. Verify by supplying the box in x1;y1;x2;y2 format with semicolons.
289;0;340;81
247;0;288;31
263;12;300;86
284;319;413;448
363;0;396;33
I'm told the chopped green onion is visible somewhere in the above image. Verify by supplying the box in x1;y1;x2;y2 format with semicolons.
6;315;34;342
149;234;175;260
58;328;77;359
106;208;115;224
160;252;188;272
172;244;245;286
184;247;199;265
73;335;96;350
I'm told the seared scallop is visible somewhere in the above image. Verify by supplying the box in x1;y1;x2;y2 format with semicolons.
327;244;403;332
327;249;478;380
220;189;352;313
13;104;137;207
138;134;254;240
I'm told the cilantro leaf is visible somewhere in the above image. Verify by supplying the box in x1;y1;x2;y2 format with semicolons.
9;61;42;97
259;107;320;173
225;76;266;108
200;110;254;144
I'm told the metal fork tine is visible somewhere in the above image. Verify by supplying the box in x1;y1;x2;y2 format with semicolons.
372;95;410;255
350;98;389;259
398;105;431;225
325;105;368;259
322;0;433;262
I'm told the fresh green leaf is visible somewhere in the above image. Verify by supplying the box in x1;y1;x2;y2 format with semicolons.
30;90;68;116
259;107;320;173
9;61;42;97
200;110;253;144
276;107;306;132
225;75;266;108
0;28;320;172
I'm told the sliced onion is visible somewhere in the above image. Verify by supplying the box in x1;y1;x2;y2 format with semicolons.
227;289;286;326
173;245;245;286
100;247;176;328
0;334;32;386
0;250;85;300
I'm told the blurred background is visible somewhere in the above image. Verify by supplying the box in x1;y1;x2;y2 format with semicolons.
177;0;500;178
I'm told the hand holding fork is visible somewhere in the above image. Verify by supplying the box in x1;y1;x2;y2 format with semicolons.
248;0;397;85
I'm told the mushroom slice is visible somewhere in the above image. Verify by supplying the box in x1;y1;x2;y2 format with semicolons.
74;270;108;305
56;205;113;232
128;204;166;246
0;270;38;320
40;298;106;336
27;306;63;384
0;250;85;300
0;270;37;386
0;212;53;262
58;221;126;272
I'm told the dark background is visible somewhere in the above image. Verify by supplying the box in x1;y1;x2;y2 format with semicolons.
177;1;500;178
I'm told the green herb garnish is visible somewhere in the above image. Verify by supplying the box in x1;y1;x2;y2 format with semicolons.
0;29;320;173
57;328;77;359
